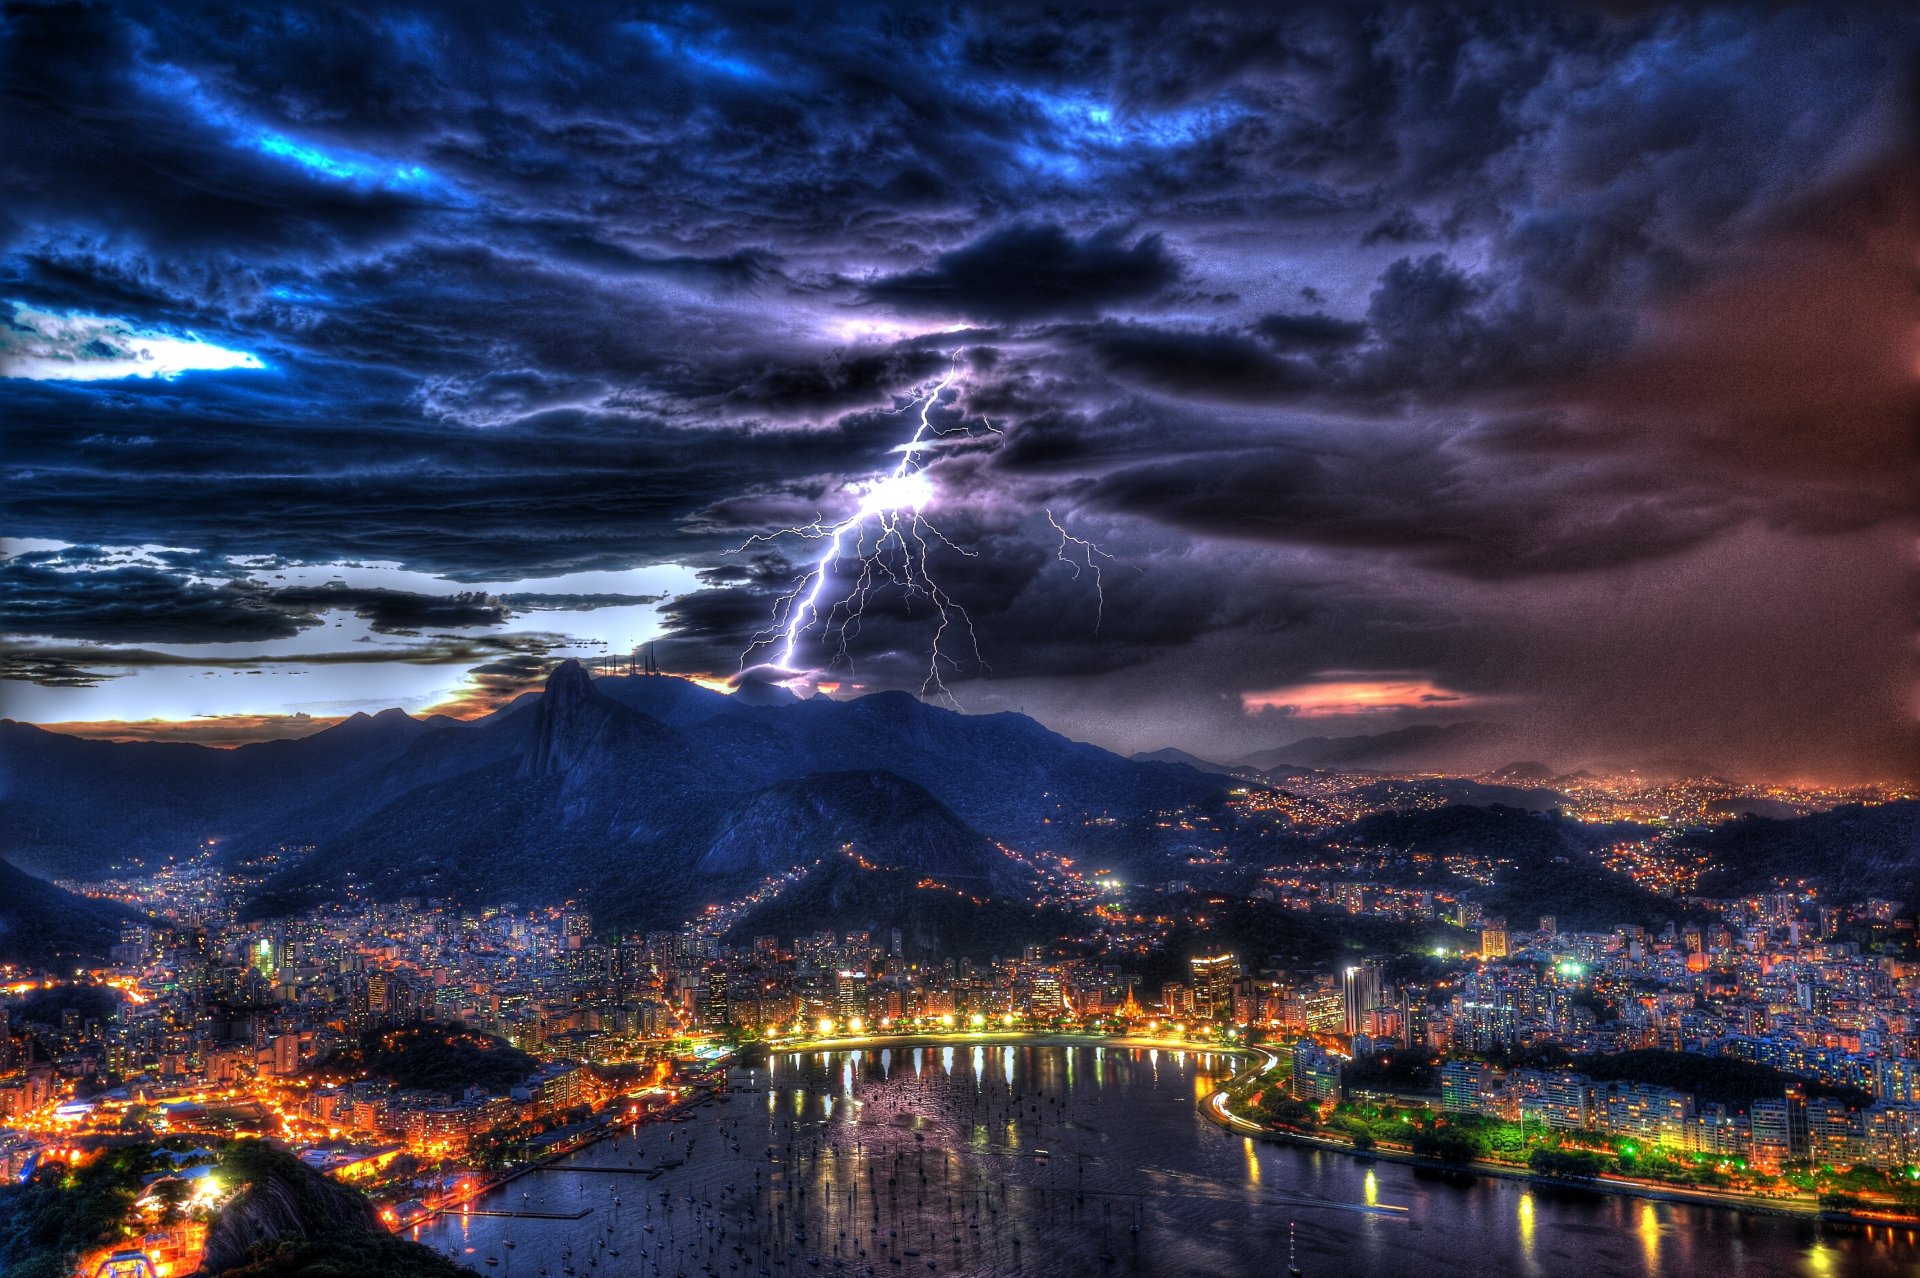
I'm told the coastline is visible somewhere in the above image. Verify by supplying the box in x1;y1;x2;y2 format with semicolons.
417;1034;1916;1237
768;1029;1255;1057
411;1033;1243;1230
1196;1051;1907;1229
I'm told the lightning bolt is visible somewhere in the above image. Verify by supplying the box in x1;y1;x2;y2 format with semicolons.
737;356;993;701
1046;508;1112;633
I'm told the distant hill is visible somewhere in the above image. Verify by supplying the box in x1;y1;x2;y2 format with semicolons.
1239;722;1514;772
202;1141;465;1278
1489;761;1557;783
7;664;1232;936
0;707;451;878
1129;747;1237;775
311;1024;536;1097
0;859;137;969
1336;804;1682;931
1344;777;1567;813
698;770;1010;887
1686;801;1919;905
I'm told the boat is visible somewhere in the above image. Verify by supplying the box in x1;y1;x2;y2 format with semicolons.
1288;1220;1303;1277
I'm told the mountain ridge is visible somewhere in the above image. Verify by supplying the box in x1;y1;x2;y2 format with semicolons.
6;664;1233;934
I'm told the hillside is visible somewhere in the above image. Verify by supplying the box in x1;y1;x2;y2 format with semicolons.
201;1142;463;1278
0;860;138;969
1685;801;1919;904
1240;722;1514;772
1129;747;1240;776
697;770;1010;888
1333;804;1684;932
0;708;450;878
310;1024;536;1097
10;663;1231;935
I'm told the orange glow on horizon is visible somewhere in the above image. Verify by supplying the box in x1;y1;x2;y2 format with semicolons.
1240;675;1477;718
35;669;755;747
31;714;350;747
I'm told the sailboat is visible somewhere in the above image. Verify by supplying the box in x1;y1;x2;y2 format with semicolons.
1288;1220;1303;1277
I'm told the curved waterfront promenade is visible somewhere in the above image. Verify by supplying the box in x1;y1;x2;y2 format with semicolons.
1192;1046;1864;1225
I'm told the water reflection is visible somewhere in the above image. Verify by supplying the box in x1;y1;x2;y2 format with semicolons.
410;1045;1918;1278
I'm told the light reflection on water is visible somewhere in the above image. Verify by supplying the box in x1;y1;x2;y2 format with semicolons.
411;1045;1918;1278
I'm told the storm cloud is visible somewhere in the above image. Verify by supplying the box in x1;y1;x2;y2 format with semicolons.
0;2;1911;778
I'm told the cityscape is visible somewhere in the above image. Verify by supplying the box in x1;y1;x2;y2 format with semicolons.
2;3;1914;1277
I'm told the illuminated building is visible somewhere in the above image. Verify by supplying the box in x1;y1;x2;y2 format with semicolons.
1291;1039;1341;1101
835;970;870;1024
1441;1060;1493;1114
1189;953;1237;1022
1342;961;1382;1037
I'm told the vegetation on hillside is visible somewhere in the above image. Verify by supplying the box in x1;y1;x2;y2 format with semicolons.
0;1145;156;1278
310;1023;536;1096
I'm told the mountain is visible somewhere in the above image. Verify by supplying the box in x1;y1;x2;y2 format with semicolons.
1686;801;1920;905
200;1141;465;1278
0;859;138;969
1344;777;1567;813
0;707;450;878
697;770;1052;955
1239;721;1514;772
1489;761;1557;783
698;770;1003;886
1128;746;1251;776
1335;804;1681;931
8;664;1233;936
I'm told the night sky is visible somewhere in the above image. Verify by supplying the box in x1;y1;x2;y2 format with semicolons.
0;3;1912;779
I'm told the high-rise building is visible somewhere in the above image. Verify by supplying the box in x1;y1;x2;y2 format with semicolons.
1291;1039;1342;1101
835;970;870;1024
1876;1057;1920;1105
1441;1060;1493;1114
1189;953;1238;1021
1343;962;1383;1036
1480;922;1510;959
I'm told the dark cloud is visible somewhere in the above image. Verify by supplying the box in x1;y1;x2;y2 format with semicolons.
1254;311;1368;350
0;562;306;643
0;557;657;649
270;583;510;635
863;225;1182;322
719;349;952;418
499;592;665;611
1082;436;1742;579
1078;322;1319;402
0;632;568;687
0;2;1910;776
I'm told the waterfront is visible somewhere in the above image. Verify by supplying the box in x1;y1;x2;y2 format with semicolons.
411;1044;1918;1277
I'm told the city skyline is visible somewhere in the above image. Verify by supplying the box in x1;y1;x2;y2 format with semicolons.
1;4;1912;781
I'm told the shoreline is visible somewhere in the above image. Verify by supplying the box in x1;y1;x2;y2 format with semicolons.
1197;1053;1908;1229
768;1030;1254;1057
416;1034;1917;1236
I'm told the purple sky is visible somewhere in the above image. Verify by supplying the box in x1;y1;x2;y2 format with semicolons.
0;4;1912;779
